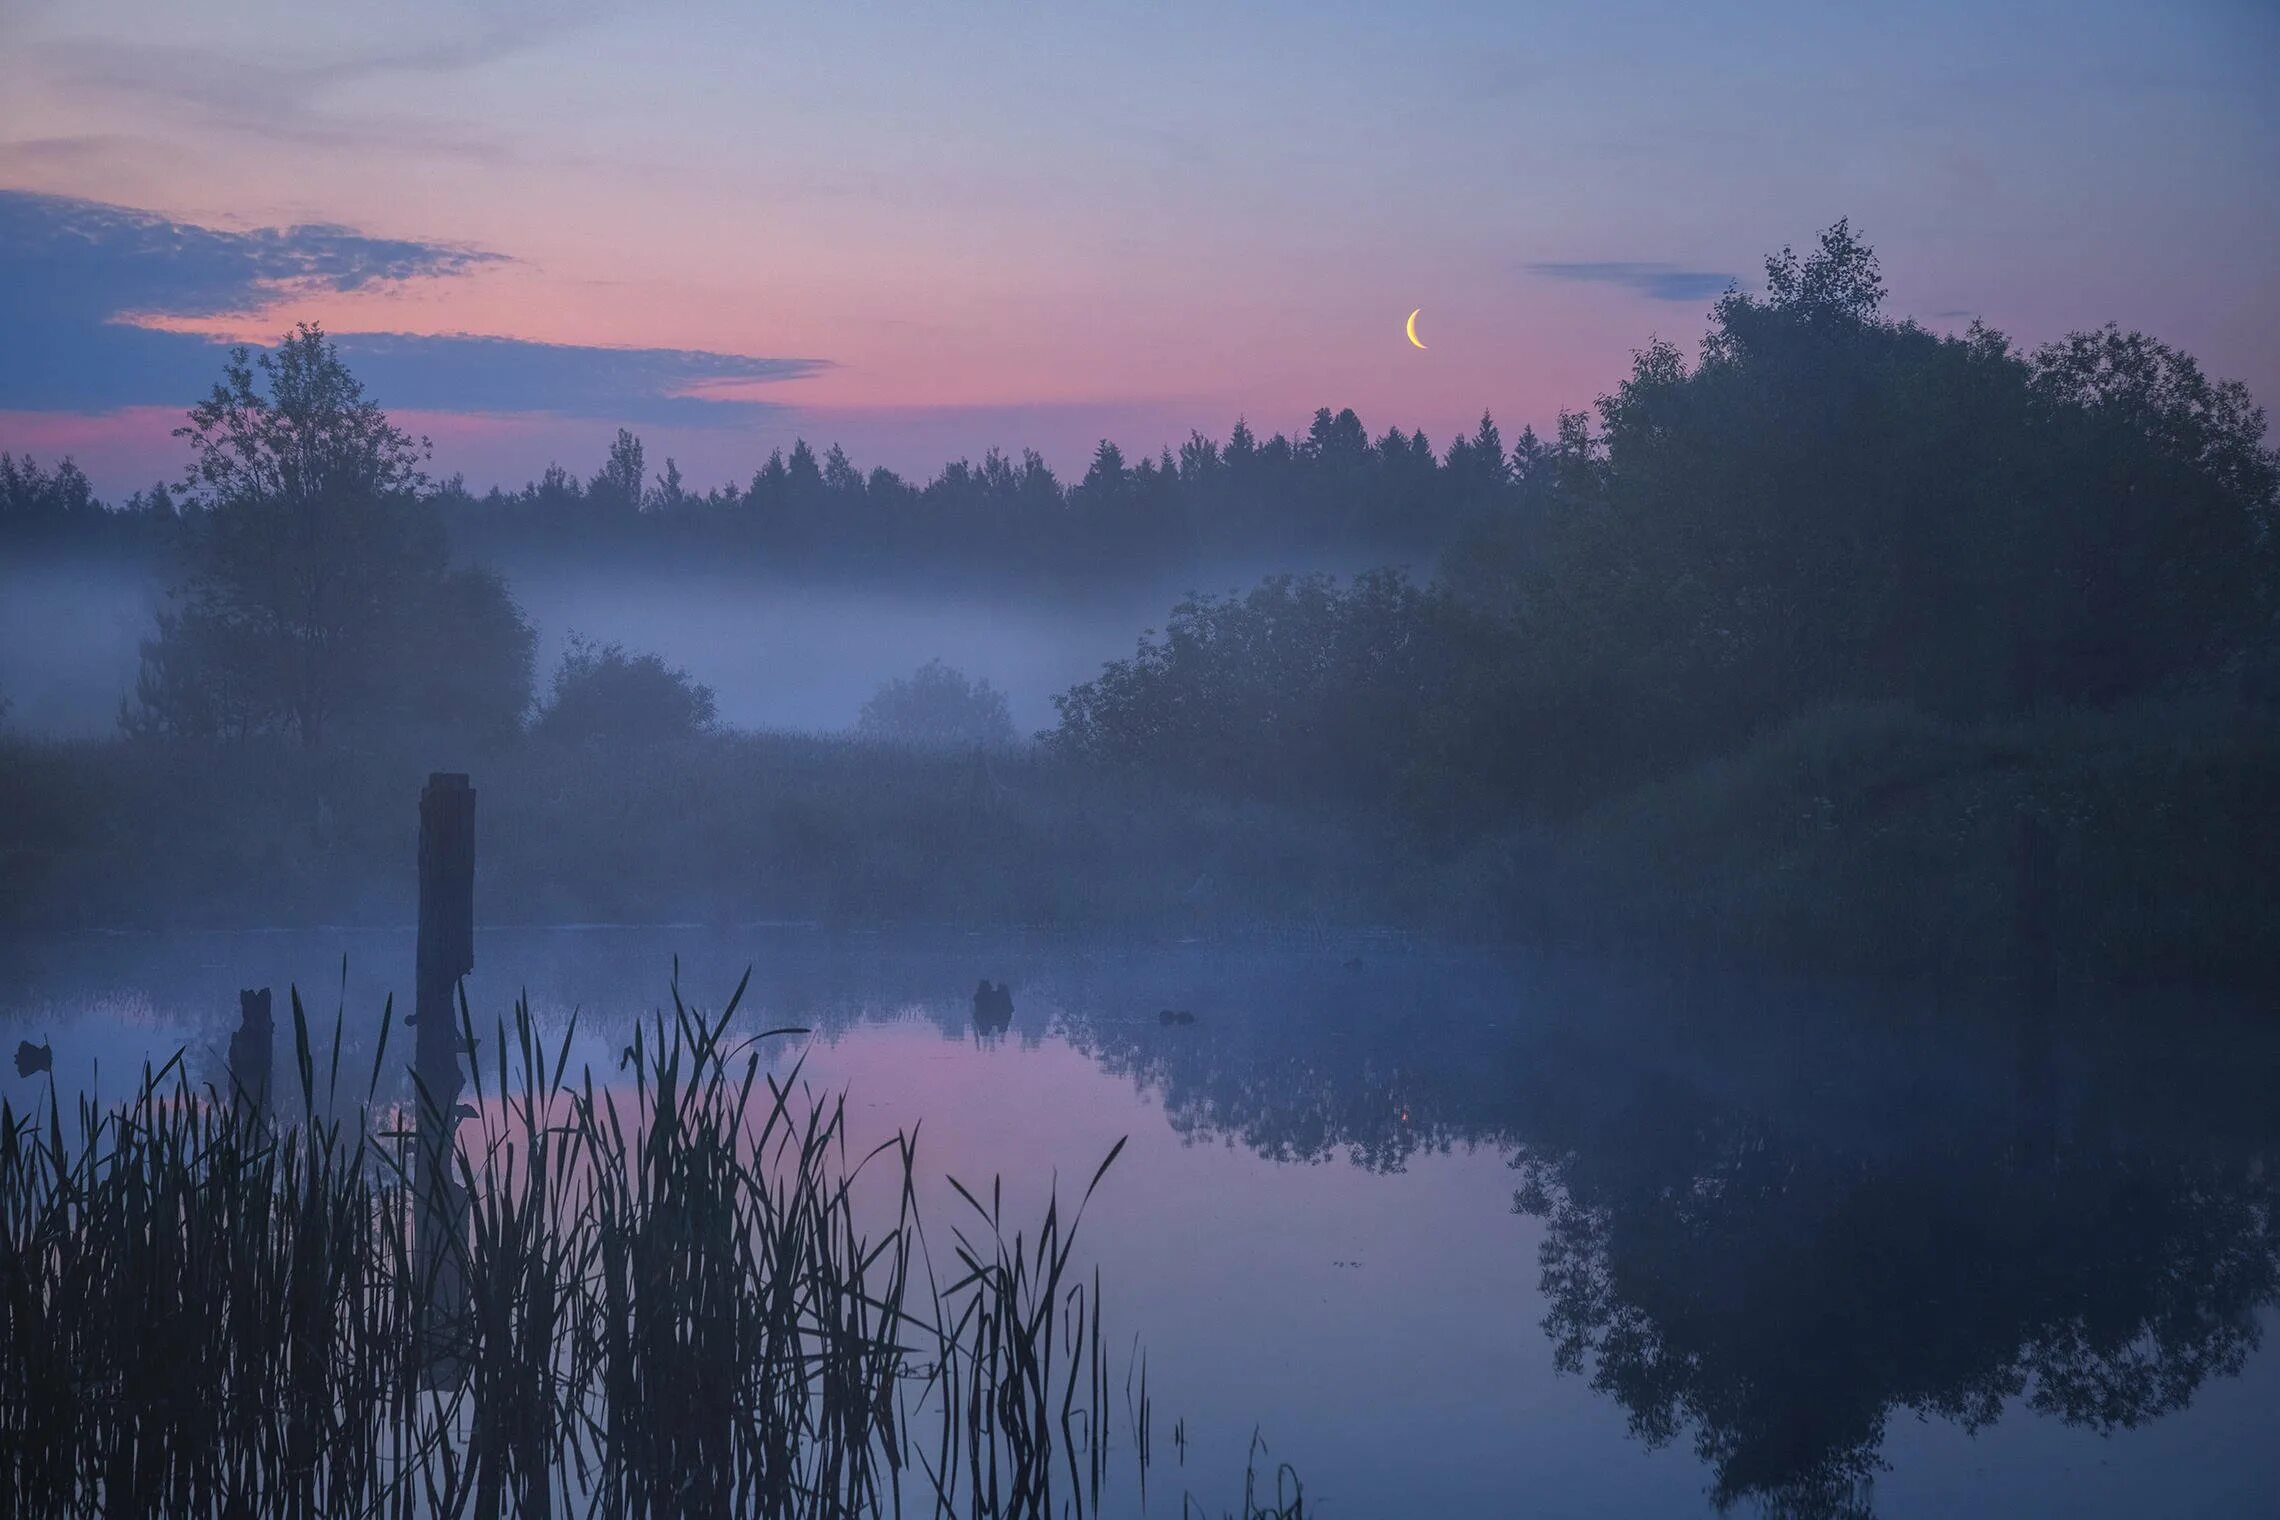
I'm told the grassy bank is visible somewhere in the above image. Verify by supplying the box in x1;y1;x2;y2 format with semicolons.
5;701;2276;992
0;730;1410;933
1489;698;2280;988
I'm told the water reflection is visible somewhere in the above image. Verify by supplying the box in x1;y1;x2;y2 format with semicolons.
1514;1076;2275;1512
2;929;2273;1515
1057;960;2280;1516
970;978;1014;1039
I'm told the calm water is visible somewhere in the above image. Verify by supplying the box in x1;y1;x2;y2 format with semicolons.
3;925;2276;1517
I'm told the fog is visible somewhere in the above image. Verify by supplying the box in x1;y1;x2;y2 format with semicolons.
0;550;1272;739
501;556;1199;735
0;555;157;737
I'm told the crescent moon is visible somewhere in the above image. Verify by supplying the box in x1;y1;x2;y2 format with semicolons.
1406;309;1427;349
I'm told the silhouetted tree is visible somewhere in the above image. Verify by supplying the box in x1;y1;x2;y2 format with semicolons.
0;453;99;531
856;660;1017;749
410;564;537;745
126;325;533;746
647;456;687;514
533;634;716;743
592;428;646;518
1440;220;2279;801
1049;571;1487;803
1044;224;2277;827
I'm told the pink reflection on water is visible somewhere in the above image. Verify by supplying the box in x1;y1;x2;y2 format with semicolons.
725;1016;1579;1513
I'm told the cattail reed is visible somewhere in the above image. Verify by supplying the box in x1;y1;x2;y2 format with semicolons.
0;973;1294;1518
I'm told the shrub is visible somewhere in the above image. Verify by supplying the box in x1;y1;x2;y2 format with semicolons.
856;659;1016;749
1046;570;1531;832
533;635;715;743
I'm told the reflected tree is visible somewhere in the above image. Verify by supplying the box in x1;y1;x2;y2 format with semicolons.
1511;1066;2279;1514
1058;966;2280;1518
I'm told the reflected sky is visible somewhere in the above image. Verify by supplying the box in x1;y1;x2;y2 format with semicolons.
3;925;2275;1517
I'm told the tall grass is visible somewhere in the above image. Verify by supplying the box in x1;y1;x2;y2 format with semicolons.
0;975;1303;1518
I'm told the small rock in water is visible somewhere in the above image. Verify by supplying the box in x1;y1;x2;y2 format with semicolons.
1157;1009;1196;1026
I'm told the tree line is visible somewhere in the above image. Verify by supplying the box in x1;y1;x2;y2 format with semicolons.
5;408;1569;585
58;328;1024;751
16;222;2274;828
1052;222;2279;822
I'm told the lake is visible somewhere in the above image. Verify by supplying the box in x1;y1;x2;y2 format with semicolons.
3;924;2275;1517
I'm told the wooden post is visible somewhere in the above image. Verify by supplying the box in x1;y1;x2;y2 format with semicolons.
413;772;476;1383
226;987;273;1115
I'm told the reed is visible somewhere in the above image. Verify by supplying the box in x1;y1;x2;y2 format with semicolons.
0;973;1303;1518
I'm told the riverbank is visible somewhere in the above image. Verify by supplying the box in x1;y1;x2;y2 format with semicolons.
1483;697;2280;990
0;730;1417;934
5;697;2275;993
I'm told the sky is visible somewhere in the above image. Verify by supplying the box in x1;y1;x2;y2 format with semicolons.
2;0;2275;498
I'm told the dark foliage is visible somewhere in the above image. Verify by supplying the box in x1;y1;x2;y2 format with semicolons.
0;453;100;533
426;403;1525;584
855;659;1016;749
1054;225;2278;826
1453;222;2276;796
532;635;717;744
120;327;535;748
8;407;1544;589
1048;571;1506;818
